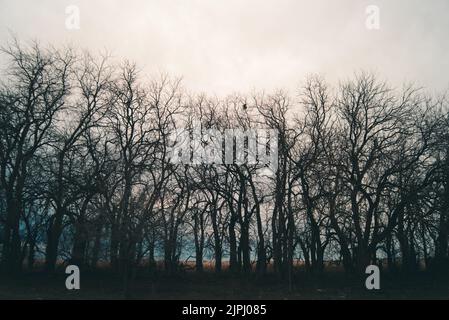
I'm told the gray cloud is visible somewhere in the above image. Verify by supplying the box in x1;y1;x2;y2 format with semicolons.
1;0;448;95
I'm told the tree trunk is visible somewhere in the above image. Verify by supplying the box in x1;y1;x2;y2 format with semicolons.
45;207;64;273
2;194;24;274
228;208;238;272
71;221;88;268
210;201;222;273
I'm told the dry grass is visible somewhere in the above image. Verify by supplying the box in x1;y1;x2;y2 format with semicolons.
0;264;448;300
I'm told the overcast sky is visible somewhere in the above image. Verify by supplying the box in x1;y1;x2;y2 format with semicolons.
1;0;448;96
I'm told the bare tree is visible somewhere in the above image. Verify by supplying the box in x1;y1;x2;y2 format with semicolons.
0;40;74;274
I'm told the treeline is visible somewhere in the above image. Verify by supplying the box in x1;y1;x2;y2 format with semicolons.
0;40;448;279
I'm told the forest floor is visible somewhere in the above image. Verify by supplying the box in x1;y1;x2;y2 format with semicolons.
0;267;448;300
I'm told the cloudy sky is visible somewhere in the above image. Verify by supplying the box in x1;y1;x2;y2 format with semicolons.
1;0;448;96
